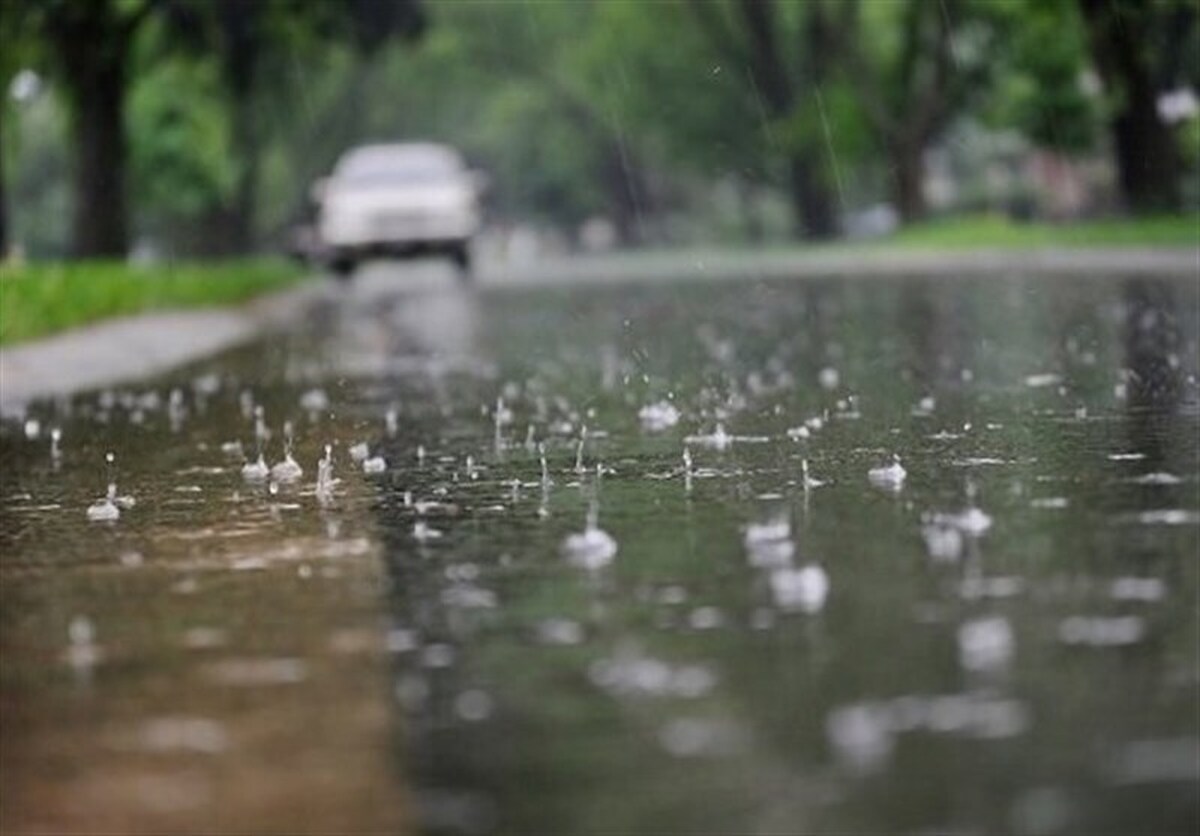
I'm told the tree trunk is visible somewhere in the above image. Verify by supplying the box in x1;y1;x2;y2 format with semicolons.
68;52;129;258
0;105;8;257
604;141;646;247
789;156;837;240
1079;0;1180;213
890;139;926;224
736;177;765;243
734;1;835;240
1109;88;1180;214
222;85;259;254
216;0;263;255
50;2;134;260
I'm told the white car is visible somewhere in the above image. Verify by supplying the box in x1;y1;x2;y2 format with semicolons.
313;143;484;277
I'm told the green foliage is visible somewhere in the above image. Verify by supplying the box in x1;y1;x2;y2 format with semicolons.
986;0;1098;153
129;54;236;220
576;1;769;178
0;258;303;344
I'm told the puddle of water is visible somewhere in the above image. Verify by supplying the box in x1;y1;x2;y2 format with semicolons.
362;274;1198;835
2;271;1197;834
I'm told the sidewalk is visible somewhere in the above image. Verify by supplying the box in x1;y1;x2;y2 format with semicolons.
0;280;326;415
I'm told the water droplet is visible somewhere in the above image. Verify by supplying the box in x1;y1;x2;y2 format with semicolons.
454;689;494;722
868;455;906;490
958;616;1014;672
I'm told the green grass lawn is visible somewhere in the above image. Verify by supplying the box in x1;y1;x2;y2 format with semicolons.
0;258;307;346
882;213;1199;248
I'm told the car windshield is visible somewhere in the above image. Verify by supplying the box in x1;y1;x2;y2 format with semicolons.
335;147;462;186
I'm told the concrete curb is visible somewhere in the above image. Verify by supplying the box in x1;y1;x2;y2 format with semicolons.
483;246;1199;288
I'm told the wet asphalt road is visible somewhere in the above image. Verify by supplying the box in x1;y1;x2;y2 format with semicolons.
1;259;1198;834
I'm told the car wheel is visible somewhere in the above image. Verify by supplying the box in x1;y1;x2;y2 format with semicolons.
330;256;357;280
450;243;472;280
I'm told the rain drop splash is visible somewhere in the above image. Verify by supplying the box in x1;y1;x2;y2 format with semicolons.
538;442;551;486
50;427;63;461
241;453;269;481
1058;615;1145;647
921;517;964;562
385;407;399;436
535;618;584;646
495;396;513;426
744;514;790;547
363;454;387;474
682;446;693;493
868;454;907;491
589;643;717;699
827;693;1030;774
349;441;370;463
299;388;329;413
639;400;680;431
801;459;825;490
1110;577;1166;602
65;615;102;670
494;396;513;449
86;452;121;522
241;406;270;480
952;505;993;537
958;616;1014;672
168;387;187;432
1024;372;1062;388
923;482;993;550
826;703;894;773
744;510;794;568
413;520;444;542
685;423;732;451
574;426;589;475
316;444;335;499
953;480;993;536
1129;472;1183;486
561;502;618;569
769;564;829;613
270;421;303;483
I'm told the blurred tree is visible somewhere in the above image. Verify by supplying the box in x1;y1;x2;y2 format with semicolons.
405;1;660;245
835;0;1004;223
127;48;236;252
13;0;424;259
992;0;1098;155
683;0;840;239
27;0;160;258
167;0;425;253
1078;0;1192;213
577;1;783;240
0;2;40;256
